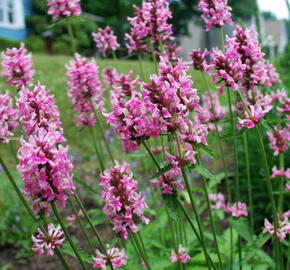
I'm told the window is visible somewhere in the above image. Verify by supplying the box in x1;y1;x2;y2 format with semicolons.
7;0;13;24
0;0;4;22
0;0;25;29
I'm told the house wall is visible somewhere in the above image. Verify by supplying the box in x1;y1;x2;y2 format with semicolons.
0;0;31;40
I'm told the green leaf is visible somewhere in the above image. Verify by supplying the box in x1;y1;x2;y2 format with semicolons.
86;213;108;228
192;165;219;188
191;252;220;264
256;250;275;267
150;163;173;179
61;242;93;263
152;259;173;270
260;120;274;132
229;218;253;243
163;191;180;222
196;144;217;160
218;129;246;140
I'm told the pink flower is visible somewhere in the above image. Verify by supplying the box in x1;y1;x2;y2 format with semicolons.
102;67;119;88
190;48;210;71
0;91;18;144
1;43;35;88
170;244;190;264
47;0;81;21
17;128;75;216
32;224;65;256
125;0;173;54
286;183;290;191
263;212;290;242
67;210;83;226
92;26;120;57
114;70;140;98
272;166;290;179
99;161;149;239
209;192;226;210
201;91;226;131
271;89;290;120
17;82;62;136
93;246;127;270
65;53;105;127
141;261;147;268
162;43;182;63
225;202;248;218
198;0;233;31
267;126;290;156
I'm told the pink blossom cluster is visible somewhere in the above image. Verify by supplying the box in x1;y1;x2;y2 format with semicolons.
47;0;81;21
17;128;75;216
272;166;290;179
236;90;273;130
170;245;190;264
99;161;149;239
209;192;226;210
263;211;290;242
102;67;119;88
32;224;65;256
225;202;248;218
190;48;210;71
92;26;120;57
65;53;105;127
225;26;280;94
93;246;127;270
267;125;290;156
125;0;173;54
162;43;182;64
271;89;290;120
113;70;140;98
0;91;18;144
142;57;202;133
201;91;226;131
198;0;233;31
17;82;62;136
105;91;152;153
1;43;35;88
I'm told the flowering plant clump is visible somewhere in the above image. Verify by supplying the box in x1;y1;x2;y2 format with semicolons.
198;0;233;31
65;53;105;127
17;128;74;216
1;43;35;88
47;0;81;21
92;26;120;57
170;245;190;264
0;91;18;144
92;246;127;270
32;224;65;256
17;82;62;135
100;161;149;239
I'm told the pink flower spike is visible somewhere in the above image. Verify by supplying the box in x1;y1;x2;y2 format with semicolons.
190;48;210;71
93;246;127;270
47;0;81;21
267;126;290;156
0;91;18;144
225;202;248;218
1;43;35;89
170;245;190;264
99;161;149;239
102;67;119;88
92;26;120;57
198;0;233;31
209;192;226;210
32;224;65;256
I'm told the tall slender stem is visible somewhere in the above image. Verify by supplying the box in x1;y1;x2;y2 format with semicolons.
51;202;89;270
88;125;105;172
9;141;17;163
278;153;284;212
138;54;145;81
150;40;158;74
66;18;76;54
112;51;120;73
67;197;96;255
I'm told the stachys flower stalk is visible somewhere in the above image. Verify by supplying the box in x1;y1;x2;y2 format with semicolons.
0;91;18;144
92;26;120;57
17;128;75;216
32;224;65;256
267;125;290;156
198;0;233;31
47;0;81;21
99;161;149;239
65;53;105;127
1;43;35;89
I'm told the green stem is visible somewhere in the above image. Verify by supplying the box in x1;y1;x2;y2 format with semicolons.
88;125;105;172
66;18;76;54
90;99;115;165
278;153;284;212
0;157;71;270
9;141;17;164
138;54;145;81
150;40;158;74
51;202;89;270
73;193;108;255
130;231;152;270
67;197;96;255
112;50;120;73
243;133;254;233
